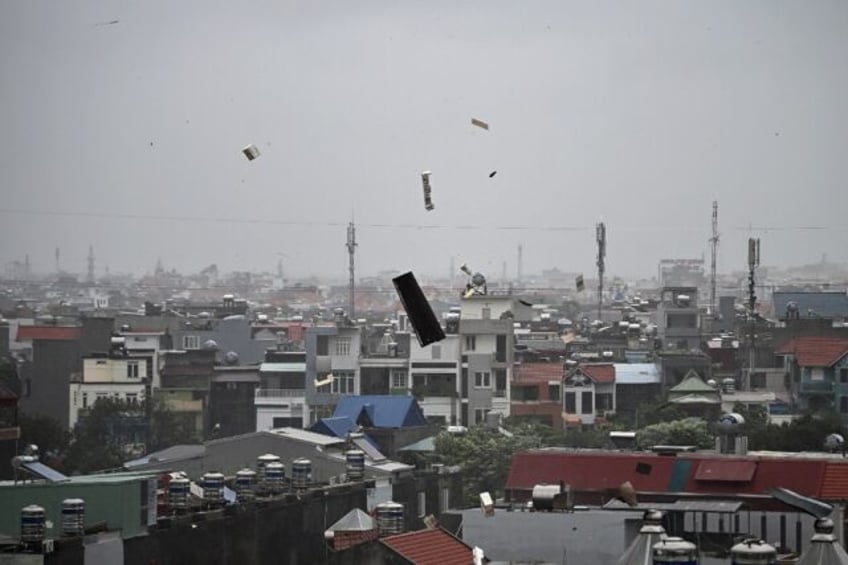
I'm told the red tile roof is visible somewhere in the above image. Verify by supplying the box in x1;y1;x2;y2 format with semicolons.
16;325;80;341
577;364;615;384
514;362;563;383
381;528;475;565
775;337;848;368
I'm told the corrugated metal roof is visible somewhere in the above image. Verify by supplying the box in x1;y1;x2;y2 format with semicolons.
124;444;205;468
821;464;848;500
16;325;80;341
514;362;563;383
381;527;475;565
334;395;428;429
614;364;660;385
775;337;848;368
603;499;744;513
773;291;848;320
694;460;757;482
669;371;714;393
507;450;836;500
259;362;306;373
327;508;375;533
268;427;347;446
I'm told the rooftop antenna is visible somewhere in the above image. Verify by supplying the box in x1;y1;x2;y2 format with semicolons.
596;222;606;322
54;246;60;273
517;244;523;285
710;200;719;320
346;221;357;319
746;237;760;389
86;245;95;284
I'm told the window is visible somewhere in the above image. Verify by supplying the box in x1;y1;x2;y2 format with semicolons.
465;335;476;351
565;392;576;413
440;487;450;512
82;392;88;408
474;371;491;388
581;391;593;415
96;393;108;402
750;372;766;389
127;361;140;379
495;369;507;394
126;393;138;404
332;371;355;394
474;408;490;424
392;370;407;389
496;335;507;362
182;335;199;350
841;368;848;384
417;491;426;517
431;345;441;360
549;384;561;402
842;396;848;414
334;338;351;356
596;393;614;412
482;307;491;320
316;335;329;356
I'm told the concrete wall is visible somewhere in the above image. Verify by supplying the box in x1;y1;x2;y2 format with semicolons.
20;340;81;430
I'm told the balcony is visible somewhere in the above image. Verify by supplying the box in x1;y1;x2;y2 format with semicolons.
255;388;306;405
799;380;834;395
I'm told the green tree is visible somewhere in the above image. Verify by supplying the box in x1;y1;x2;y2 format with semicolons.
17;413;72;469
434;427;541;507
65;398;146;474
638;419;714;450
147;396;199;452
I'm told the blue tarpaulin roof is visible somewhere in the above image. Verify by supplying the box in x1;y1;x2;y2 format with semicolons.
333;395;428;429
311;416;357;438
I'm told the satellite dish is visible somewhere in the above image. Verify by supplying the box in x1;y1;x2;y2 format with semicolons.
824;433;845;452
459;263;472;276
715;413;745;434
471;272;486;287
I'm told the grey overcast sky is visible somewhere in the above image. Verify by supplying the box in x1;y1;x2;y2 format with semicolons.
1;1;846;281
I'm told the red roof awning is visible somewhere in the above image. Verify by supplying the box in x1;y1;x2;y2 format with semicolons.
694;460;756;482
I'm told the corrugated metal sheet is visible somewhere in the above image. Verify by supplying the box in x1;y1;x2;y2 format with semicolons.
821;464;848;500
694;460;757;482
613;363;660;384
381;528;474;565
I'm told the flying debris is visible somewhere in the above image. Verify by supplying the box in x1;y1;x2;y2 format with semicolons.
314;374;334;388
575;275;585;292
471;118;489;130
421;171;434;211
94;19;120;26
392;271;446;347
489;171;497;178
242;144;260;161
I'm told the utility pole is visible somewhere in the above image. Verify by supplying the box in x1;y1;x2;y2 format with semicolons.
596;222;606;323
710;201;719;322
746;237;760;390
346;222;357;319
54;246;60;273
517;244;523;285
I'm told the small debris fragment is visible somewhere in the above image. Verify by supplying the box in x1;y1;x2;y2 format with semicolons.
242;144;260;161
421;171;434;211
489;171;497;178
471;118;489;130
575;275;585;292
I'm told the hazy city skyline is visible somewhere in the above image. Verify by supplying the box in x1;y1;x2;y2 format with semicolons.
2;1;847;280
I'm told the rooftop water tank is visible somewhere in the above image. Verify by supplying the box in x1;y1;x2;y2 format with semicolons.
235;469;257;502
20;505;46;544
722;378;736;394
168;477;190;510
292;458;311;491
345;450;365;482
264;462;285;494
202;472;225;507
730;539;776;564
61;498;85;537
257;453;280;484
652;537;697;564
375;502;404;536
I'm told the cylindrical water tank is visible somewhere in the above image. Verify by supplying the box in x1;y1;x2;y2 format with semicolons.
376;502;404;536
292;458;311;490
61;498;85;537
345;450;365;481
730;539;776;564
202;472;225;506
652;537;697;564
257;454;280;483
168;477;190;510
21;505;46;544
235;469;257;502
722;378;736;394
264;462;285;494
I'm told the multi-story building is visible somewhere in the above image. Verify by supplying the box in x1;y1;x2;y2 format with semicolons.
510;362;564;428
255;351;307;430
563;363;615;427
458;295;514;426
69;346;148;429
209;363;259;437
304;312;363;424
776;336;848;415
656;286;701;351
157;349;216;441
119;329;170;389
409;331;461;426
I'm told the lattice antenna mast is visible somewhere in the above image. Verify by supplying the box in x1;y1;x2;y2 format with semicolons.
596;222;606;322
710;201;720;319
86;245;95;284
346;222;357;319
